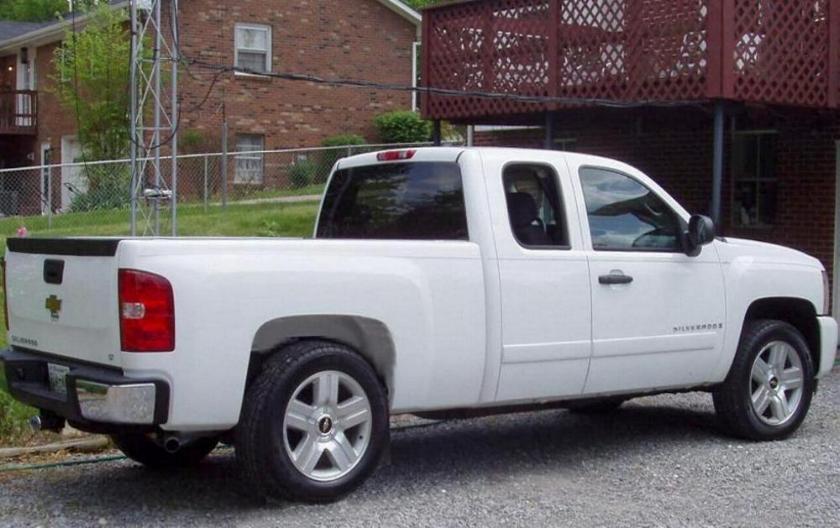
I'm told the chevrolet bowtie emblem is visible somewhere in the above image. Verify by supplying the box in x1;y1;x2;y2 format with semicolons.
45;294;62;321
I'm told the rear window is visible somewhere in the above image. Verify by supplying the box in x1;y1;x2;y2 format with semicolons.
316;162;468;240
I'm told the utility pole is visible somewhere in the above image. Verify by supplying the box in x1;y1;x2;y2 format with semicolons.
129;0;180;236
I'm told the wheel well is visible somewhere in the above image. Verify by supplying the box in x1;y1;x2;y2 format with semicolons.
248;315;396;397
744;297;820;368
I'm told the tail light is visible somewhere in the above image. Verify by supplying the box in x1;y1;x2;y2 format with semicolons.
118;269;175;352
2;257;8;332
376;149;416;162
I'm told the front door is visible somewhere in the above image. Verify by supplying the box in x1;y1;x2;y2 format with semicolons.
490;157;592;402
60;135;85;211
570;164;726;395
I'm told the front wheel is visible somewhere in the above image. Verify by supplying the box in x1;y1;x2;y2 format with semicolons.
713;319;815;441
236;340;389;502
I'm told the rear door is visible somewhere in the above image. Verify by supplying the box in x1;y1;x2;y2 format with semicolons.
5;239;122;367
486;153;593;402
569;163;726;394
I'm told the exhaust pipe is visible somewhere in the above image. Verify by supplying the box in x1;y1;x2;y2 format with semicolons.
29;413;65;433
163;436;181;453
29;415;42;432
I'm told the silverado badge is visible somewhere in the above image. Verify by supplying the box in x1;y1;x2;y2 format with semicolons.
45;294;62;322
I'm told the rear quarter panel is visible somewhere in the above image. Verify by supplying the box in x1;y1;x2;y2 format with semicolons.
117;238;486;431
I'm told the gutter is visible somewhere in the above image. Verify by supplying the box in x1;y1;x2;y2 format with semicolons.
0;1;128;55
381;0;422;27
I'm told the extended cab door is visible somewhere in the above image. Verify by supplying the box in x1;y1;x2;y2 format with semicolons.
567;160;726;394
482;152;592;402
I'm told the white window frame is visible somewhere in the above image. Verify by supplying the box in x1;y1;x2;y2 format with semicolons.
235;134;265;184
234;23;272;75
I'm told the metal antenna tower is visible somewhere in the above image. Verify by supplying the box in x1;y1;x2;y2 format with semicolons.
129;0;179;236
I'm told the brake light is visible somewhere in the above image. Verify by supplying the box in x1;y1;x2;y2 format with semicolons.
376;149;416;162
2;258;8;332
118;269;175;352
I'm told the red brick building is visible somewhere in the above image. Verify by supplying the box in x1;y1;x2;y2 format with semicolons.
421;0;840;316
0;0;420;207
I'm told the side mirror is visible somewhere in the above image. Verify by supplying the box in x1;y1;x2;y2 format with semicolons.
685;214;715;257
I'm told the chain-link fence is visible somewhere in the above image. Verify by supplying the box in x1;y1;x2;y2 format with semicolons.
0;142;454;239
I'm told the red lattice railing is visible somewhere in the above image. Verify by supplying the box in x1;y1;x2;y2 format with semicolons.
422;0;840;122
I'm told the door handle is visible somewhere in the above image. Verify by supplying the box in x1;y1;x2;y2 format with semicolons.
599;272;633;285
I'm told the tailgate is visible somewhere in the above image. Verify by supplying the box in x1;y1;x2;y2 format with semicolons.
5;238;122;367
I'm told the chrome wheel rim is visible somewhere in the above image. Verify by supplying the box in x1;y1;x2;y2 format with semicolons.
750;341;804;426
283;370;372;482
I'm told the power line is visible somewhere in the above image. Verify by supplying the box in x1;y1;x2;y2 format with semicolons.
184;56;706;111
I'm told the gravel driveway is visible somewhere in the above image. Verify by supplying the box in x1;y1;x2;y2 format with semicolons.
2;369;839;528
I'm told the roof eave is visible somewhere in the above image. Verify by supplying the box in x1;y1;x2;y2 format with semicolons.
0;1;128;55
379;0;422;27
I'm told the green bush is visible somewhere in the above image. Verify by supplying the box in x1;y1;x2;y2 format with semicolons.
373;111;431;143
288;160;316;189
317;134;367;184
70;165;132;212
1;371;33;445
322;134;366;148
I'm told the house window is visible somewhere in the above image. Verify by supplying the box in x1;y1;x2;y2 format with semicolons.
732;132;777;227
235;134;264;184
234;24;271;74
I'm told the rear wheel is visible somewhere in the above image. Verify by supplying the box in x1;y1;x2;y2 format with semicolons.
112;433;218;469
713;319;815;441
236;340;389;502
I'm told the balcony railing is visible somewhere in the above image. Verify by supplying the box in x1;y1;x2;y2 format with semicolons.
422;0;840;121
0;91;38;135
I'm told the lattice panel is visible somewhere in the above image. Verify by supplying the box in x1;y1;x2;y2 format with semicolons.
731;0;830;107
423;0;839;122
425;0;553;120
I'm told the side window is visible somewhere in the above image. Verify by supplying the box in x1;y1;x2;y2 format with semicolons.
503;164;569;248
579;167;682;251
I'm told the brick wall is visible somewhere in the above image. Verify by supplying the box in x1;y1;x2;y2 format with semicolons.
34;42;79;167
476;108;840;276
178;0;417;150
4;0;417;160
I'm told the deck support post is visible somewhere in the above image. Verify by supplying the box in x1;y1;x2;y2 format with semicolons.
711;101;725;230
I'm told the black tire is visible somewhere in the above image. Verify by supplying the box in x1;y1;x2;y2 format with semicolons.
112;433;218;469
713;319;815;441
236;340;389;503
566;397;626;414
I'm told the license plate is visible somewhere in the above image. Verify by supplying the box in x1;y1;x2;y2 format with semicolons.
47;363;70;395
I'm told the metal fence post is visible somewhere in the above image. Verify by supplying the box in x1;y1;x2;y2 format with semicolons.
221;120;228;209
46;164;52;230
203;155;209;212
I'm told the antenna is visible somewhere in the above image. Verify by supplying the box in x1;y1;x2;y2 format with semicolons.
129;0;179;236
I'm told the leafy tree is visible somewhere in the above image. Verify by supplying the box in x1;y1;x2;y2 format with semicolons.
0;0;67;22
52;5;131;161
402;0;443;9
52;5;133;210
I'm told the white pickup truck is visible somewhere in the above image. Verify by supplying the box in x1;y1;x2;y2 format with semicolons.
2;147;837;502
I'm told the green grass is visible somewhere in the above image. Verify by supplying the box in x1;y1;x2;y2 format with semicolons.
0;200;319;445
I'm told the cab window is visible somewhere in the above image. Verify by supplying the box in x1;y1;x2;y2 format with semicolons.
579;167;681;251
503;164;569;248
317;162;468;240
